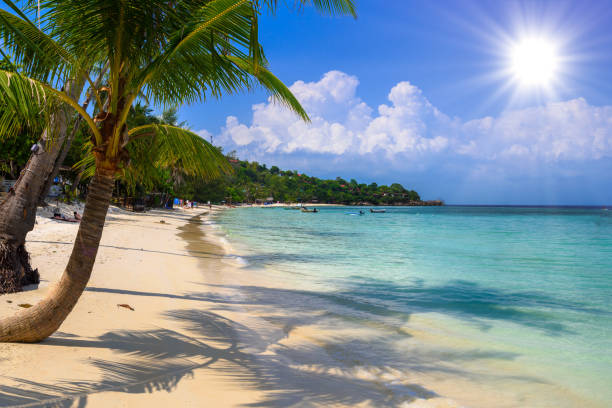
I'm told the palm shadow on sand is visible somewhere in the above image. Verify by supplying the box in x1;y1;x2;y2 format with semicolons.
0;276;568;408
0;312;439;408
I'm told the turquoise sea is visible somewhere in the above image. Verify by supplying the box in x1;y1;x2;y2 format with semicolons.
213;206;612;407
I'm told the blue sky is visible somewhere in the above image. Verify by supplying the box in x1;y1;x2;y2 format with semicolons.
6;1;611;204
180;0;612;205
180;0;612;204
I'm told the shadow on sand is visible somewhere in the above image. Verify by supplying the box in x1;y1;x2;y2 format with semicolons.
0;307;470;408
0;276;573;407
5;212;588;407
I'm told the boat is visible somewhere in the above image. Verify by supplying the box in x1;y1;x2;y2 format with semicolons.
345;210;365;216
301;208;319;213
285;206;302;210
370;208;386;213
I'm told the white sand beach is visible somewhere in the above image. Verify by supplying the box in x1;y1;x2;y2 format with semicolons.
0;206;464;408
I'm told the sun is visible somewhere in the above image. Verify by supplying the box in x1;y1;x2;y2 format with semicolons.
509;37;559;88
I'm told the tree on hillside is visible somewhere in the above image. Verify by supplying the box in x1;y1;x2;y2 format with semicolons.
0;0;355;343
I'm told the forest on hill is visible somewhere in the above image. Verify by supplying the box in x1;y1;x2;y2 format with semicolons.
186;157;429;206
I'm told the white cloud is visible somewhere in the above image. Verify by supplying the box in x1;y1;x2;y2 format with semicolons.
461;98;612;162
198;70;612;179
359;81;452;156
213;72;459;159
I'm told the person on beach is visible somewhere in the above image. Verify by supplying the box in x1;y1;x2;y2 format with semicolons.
52;208;80;223
52;208;62;220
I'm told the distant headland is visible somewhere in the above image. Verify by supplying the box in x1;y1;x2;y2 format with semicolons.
197;157;443;206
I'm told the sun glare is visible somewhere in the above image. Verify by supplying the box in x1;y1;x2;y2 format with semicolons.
510;37;559;88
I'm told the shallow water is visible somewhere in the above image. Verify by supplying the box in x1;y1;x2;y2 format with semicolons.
213;206;612;407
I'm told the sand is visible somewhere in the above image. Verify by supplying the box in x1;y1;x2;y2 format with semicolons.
0;206;461;408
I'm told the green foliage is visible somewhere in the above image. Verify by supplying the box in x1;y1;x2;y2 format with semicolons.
0;58;15;71
71;103;230;197
0;0;331;192
0;57;45;178
0;70;55;140
0;131;36;178
192;158;421;205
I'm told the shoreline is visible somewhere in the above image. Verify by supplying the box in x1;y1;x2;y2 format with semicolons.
224;202;443;208
0;206;462;407
193;206;606;408
1;206;599;407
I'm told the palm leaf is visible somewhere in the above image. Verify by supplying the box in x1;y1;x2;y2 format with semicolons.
0;68;101;143
73;141;96;180
128;124;232;180
307;0;356;16
135;0;255;107
228;56;309;121
262;0;357;17
0;2;74;82
0;69;51;137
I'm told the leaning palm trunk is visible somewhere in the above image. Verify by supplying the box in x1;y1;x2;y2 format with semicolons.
37;105;84;206
39;65;108;205
0;0;343;343
0;166;114;342
0;107;70;292
0;78;85;293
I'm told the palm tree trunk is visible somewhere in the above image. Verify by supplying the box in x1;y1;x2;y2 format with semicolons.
0;167;115;343
37;114;82;206
0;79;85;294
0;131;64;292
39;64;108;205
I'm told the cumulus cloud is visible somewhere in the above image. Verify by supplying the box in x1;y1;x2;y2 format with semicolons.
196;70;612;203
460;98;612;162
211;70;612;165
216;71;457;158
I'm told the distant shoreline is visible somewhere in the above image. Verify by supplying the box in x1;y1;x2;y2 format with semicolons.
221;203;609;210
227;200;444;208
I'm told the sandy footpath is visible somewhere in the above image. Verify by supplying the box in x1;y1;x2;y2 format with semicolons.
0;206;461;408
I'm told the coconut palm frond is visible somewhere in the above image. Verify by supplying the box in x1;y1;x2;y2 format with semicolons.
136;0;255;107
0;69;51;137
308;0;356;16
229;56;309;121
120;136;165;193
128;124;232;181
73;141;95;180
262;0;357;17
0;69;101;143
0;2;74;82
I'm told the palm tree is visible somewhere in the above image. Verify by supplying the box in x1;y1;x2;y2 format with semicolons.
0;74;84;292
0;0;356;294
0;0;355;343
0;8;102;292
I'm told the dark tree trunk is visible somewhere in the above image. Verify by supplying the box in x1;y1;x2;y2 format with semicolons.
39;64;108;205
0;133;64;293
70;171;83;196
0;79;84;293
0;167;115;342
37;114;81;206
